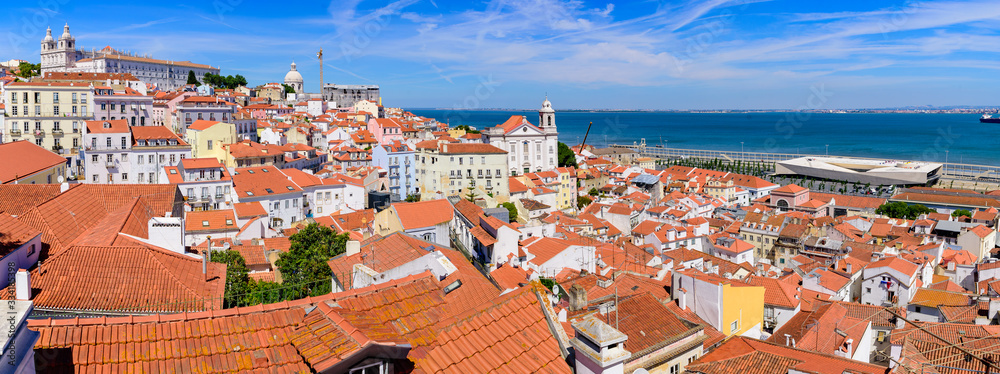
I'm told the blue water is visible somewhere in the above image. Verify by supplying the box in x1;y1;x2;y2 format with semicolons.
407;110;994;166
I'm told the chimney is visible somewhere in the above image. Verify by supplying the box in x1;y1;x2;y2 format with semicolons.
784;334;792;346
568;283;587;312
678;288;688;310
844;338;854;355
346;240;361;256
15;269;30;300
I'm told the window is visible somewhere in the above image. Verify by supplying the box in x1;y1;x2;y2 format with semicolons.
92;155;98;163
138;173;144;182
730;320;739;333
92;174;98;182
914;306;922;313
207;140;213;150
121;173;128;181
669;364;680;374
866;287;871;294
170;154;176;163
121;137;127;148
138;156;143;164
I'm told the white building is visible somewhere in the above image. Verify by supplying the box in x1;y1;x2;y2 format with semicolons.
40;24;220;90
415;141;510;201
282;168;365;218
859;256;923;307
93;86;152;126
231;165;304;230
482;97;559;176
82;120;191;184
521;237;596;278
163;158;234;211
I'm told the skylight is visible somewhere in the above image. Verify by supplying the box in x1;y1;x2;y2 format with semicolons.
246;191;254;196
265;188;273;193
202;220;209;227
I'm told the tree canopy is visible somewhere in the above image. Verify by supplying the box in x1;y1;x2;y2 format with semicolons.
952;209;972;218
186;70;200;85
203;73;247;89
876;202;935;220
577;196;592;210
454;124;480;134
15;62;40;79
276;223;349;299
557;142;578;168
282;83;296;94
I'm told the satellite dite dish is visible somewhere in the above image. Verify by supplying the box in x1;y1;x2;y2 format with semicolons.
552;285;560;295
633;369;650;374
57;176;64;183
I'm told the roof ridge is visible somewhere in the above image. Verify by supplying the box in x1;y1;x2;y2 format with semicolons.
141;244;218;302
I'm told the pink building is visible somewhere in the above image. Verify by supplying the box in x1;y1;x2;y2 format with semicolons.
366;118;404;144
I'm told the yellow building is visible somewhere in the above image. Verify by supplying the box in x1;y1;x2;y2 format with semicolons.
185;120;236;162
555;167;578;211
256;83;284;102
4;81;92;155
673;269;765;338
0;140;68;184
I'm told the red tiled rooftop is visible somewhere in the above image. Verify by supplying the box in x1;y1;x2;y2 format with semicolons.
0;141;68;184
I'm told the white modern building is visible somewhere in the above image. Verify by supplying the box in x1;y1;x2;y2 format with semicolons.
93;86;152;126
482;97;559;176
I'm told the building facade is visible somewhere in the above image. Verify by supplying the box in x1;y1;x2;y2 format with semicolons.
322;84;380;108
83;120;191;184
482;98;559;176
4;81;92;157
40;24;220;90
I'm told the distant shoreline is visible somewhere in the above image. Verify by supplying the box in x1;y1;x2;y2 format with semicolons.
411;108;998;114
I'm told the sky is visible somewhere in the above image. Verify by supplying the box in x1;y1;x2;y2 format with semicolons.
3;0;1000;110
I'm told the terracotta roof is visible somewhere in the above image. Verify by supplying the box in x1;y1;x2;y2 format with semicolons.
7;242;225;313
0;184;67;216
187;119;223;131
867;256;920;278
743;275;799;309
84;119;129;133
233;201;268;218
909;288;973;308
0;141;67;184
688;336;887;374
130;125;188;145
593;292;701;357
29;305;310;373
969;224;994;239
490;264;529;290
392;200;454;229
523;237;578;266
410;285;571;373
231;166;302;199
0;213;41;256
773;184;807;194
184;209;238;232
439;143;506;154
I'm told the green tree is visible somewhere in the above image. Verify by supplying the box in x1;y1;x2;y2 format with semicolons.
15;62;40;79
276;223;349;299
465;190;478;202
577;196;592;210
210;249;252;308
588;188;600;197
186;70;200;85
952;209;972;218
557;142;578;168
405;194;420;202
454;124;480;134
876;202;935;220
282;83;296;94
501;202;518;223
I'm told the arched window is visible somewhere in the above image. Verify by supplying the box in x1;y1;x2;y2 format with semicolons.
776;199;789;208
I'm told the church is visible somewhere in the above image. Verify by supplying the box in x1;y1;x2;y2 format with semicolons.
482;97;560;176
40;24;219;90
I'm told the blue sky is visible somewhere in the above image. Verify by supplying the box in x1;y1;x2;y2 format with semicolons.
4;0;1000;109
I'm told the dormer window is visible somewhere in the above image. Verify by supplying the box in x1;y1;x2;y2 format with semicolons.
103;121;111;128
202;220;209;227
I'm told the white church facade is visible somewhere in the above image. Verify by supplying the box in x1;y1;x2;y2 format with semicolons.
482;97;560;175
40;24;220;90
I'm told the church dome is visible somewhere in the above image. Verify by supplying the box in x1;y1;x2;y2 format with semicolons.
284;62;303;84
540;96;554;113
43;27;54;42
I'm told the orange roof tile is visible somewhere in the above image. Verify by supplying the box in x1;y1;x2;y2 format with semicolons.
392;200;454;229
184;210;238;232
0;141;67;184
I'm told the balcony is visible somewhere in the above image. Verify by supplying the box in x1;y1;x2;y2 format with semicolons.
9;129;20;137
52;129;64;136
32;129;45;137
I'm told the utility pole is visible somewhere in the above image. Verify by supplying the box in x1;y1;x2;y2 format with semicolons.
317;48;324;97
